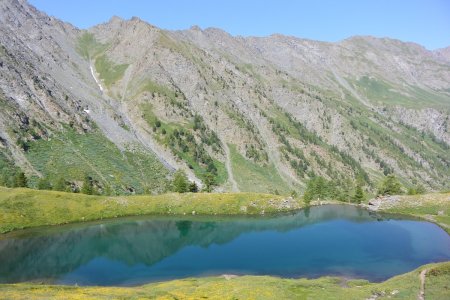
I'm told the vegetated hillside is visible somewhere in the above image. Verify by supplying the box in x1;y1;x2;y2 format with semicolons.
0;0;449;195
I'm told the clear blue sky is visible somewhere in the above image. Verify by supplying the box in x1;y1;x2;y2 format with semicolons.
29;0;450;50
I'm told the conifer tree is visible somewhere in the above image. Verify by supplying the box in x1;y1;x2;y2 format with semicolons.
377;174;403;195
81;175;93;195
54;177;66;191
172;170;189;193
188;181;199;193
14;172;27;188
37;177;52;190
203;172;216;192
353;184;364;204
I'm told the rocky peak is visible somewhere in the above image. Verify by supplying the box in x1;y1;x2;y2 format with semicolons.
434;46;450;62
189;25;202;31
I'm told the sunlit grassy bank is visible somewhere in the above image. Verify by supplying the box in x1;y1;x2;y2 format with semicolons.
1;187;449;234
0;187;297;233
0;262;449;299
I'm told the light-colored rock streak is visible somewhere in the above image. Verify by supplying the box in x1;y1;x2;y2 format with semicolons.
224;143;239;192
332;70;372;108
90;62;104;92
121;65;133;101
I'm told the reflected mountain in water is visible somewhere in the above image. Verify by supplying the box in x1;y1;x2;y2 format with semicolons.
1;205;449;286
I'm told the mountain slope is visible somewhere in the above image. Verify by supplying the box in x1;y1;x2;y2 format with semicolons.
0;0;449;194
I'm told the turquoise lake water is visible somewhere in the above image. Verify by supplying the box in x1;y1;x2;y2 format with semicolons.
0;205;449;286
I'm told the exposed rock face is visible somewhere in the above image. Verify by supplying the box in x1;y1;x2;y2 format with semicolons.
0;0;449;193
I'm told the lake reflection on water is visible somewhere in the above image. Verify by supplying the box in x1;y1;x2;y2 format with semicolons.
0;205;449;286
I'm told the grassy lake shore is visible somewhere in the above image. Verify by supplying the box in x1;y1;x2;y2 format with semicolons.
0;187;299;233
2;187;448;234
0;262;449;299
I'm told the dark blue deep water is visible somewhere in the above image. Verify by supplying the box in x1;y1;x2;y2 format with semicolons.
0;205;449;286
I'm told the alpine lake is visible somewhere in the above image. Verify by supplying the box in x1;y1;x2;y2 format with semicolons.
1;205;449;286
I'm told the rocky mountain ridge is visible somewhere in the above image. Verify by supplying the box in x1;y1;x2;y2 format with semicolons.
0;0;449;194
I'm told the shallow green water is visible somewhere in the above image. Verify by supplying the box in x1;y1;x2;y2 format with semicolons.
0;205;449;286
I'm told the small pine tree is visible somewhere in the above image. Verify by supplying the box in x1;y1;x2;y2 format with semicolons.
54;177;66;191
37;177;52;190
408;184;426;195
104;185;112;196
407;187;416;195
353;184;364;204
415;184;426;194
14;172;27;188
312;177;325;198
203;172;216;192
303;178;315;202
143;186;150;194
188;181;199;193
81;175;93;195
303;194;311;206
172;170;189;193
